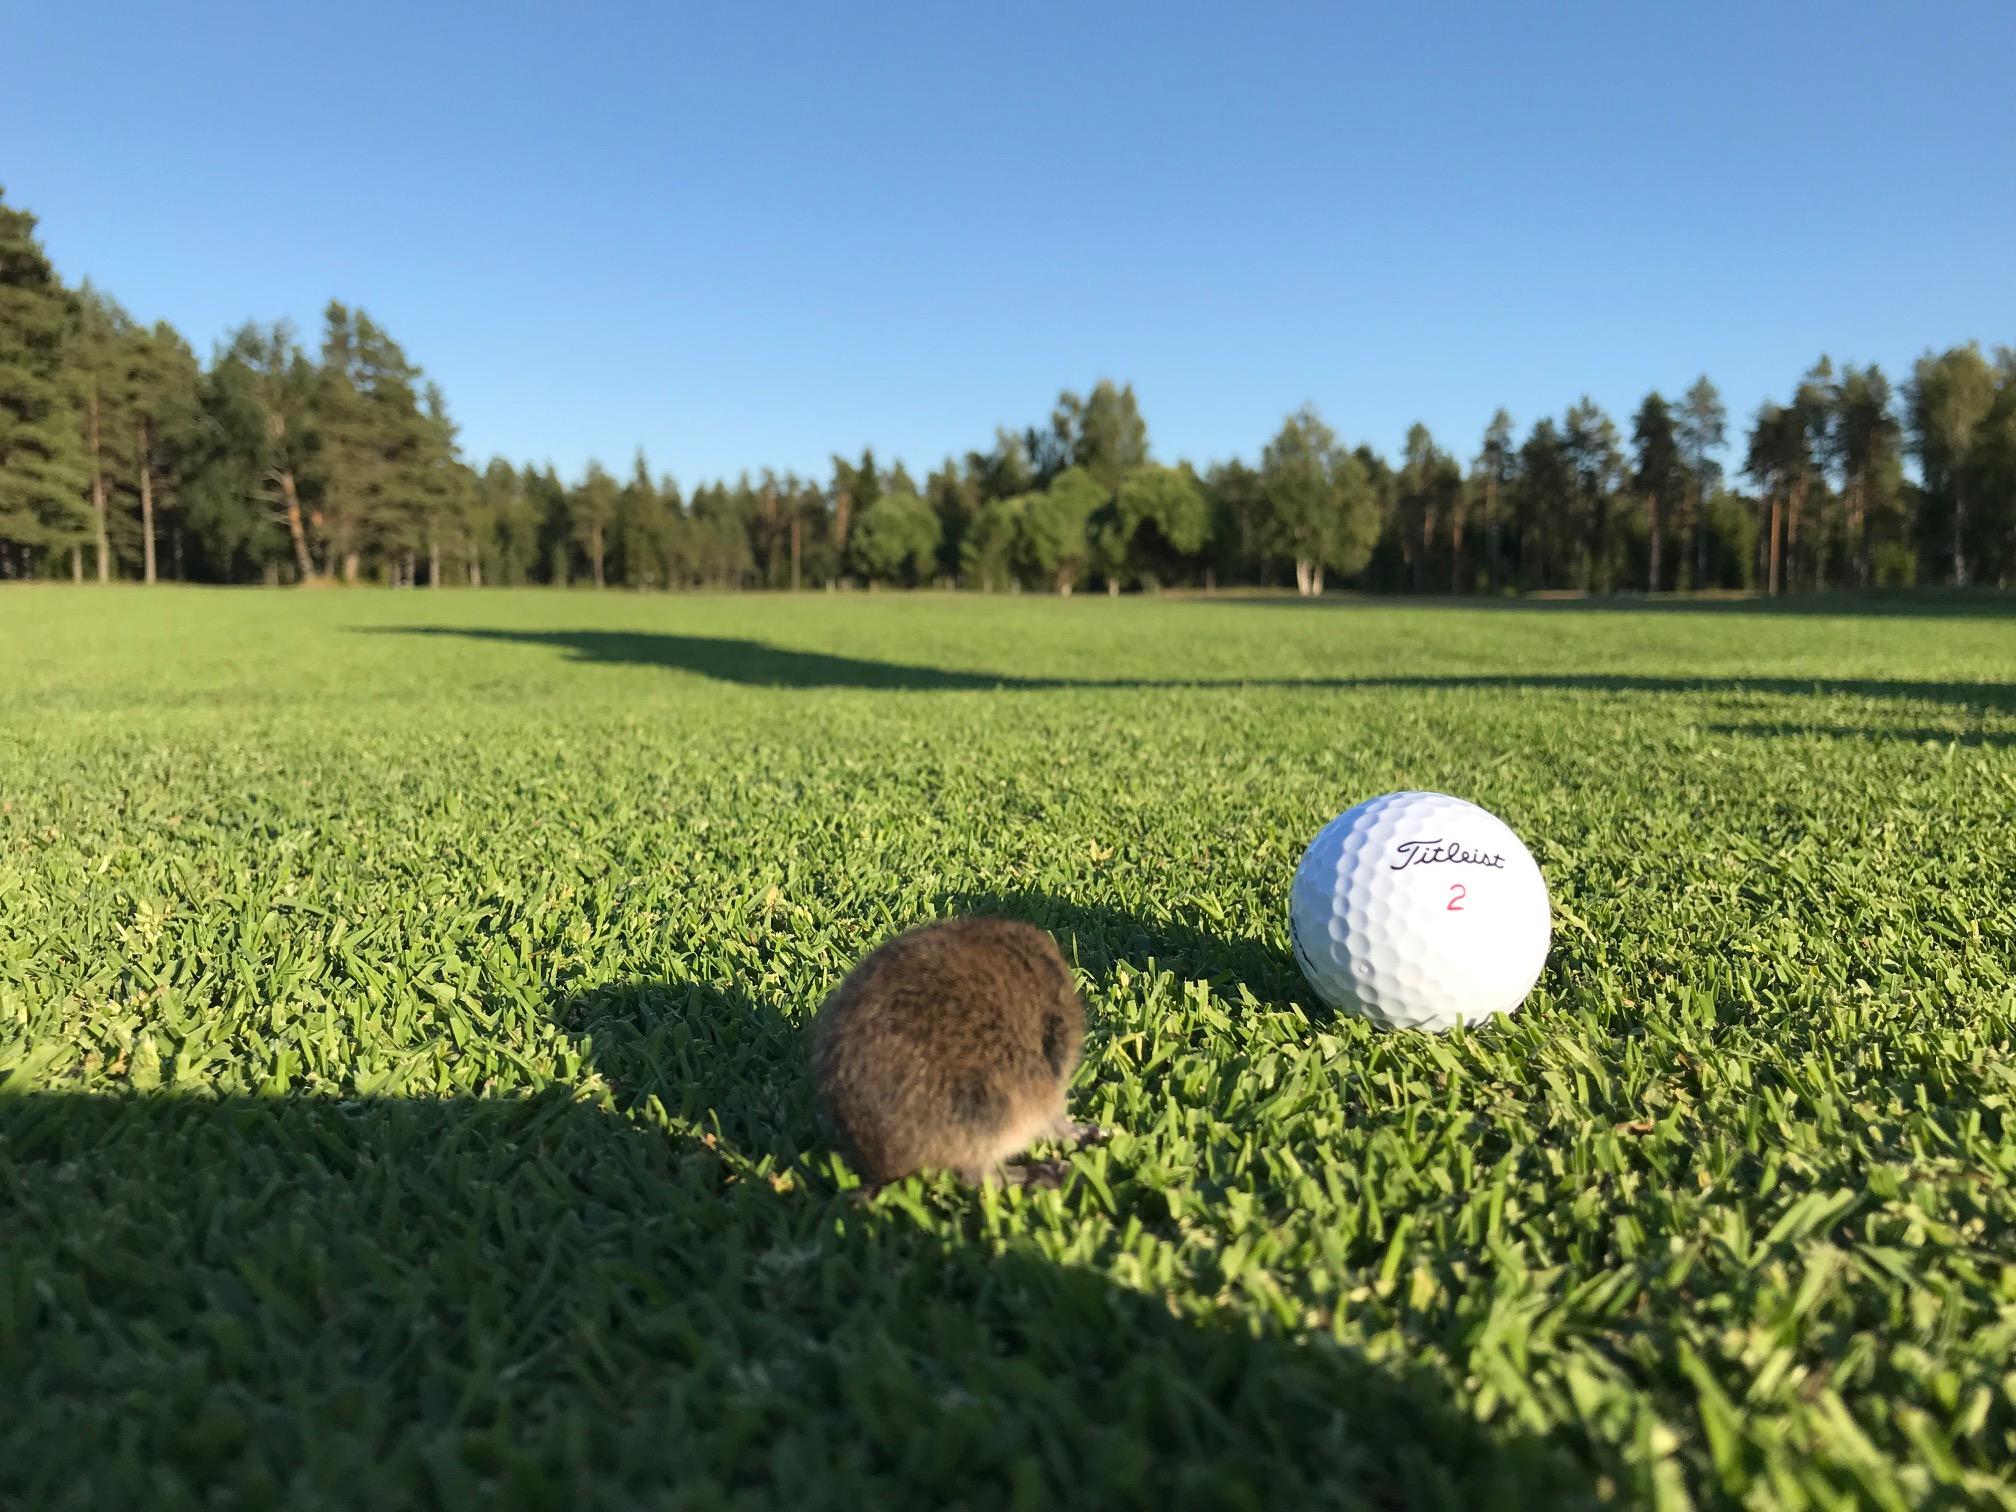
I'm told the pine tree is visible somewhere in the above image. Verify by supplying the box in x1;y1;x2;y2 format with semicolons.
1563;399;1623;592
964;428;1032;504
827;449;880;572
572;463;618;588
1056;380;1150;489
1630;394;1683;592
1396;424;1460;593
1514;419;1571;591
315;303;437;582
1675;377;1727;590
415;384;471;586
1787;360;1835;590
1829;365;1903;587
1744;402;1812;596
194;322;319;582
0;188;89;576
73;284;143;581
473;459;538;585
1473;410;1516;592
127;321;201;582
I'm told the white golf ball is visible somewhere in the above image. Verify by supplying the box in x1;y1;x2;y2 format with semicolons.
1289;791;1551;1032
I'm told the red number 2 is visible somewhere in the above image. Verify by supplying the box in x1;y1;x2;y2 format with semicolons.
1447;884;1467;912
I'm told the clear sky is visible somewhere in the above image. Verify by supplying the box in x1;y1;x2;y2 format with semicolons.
8;1;2013;485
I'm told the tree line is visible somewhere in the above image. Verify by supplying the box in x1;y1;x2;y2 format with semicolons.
4;187;2013;595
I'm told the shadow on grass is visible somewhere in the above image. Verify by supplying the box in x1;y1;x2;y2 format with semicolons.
1707;722;2016;749
0;976;1602;1509
1198;588;2016;620
933;886;1306;1013
369;626;2016;713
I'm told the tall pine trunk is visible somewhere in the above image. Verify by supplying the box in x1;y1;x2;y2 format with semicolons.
1647;491;1662;593
1798;479;1814;592
590;523;605;587
138;419;158;584
269;405;318;583
71;545;83;582
277;469;316;582
1953;484;1969;587
1692;478;1708;592
428;533;440;588
1844;477;1865;588
1766;495;1783;595
790;513;801;591
89;379;109;582
1449;508;1465;593
1483;477;1499;592
342;550;361;584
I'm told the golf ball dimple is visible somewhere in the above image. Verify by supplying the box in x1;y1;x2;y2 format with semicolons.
1289;791;1551;1032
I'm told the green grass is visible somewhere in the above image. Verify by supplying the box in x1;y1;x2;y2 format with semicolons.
3;585;2014;1511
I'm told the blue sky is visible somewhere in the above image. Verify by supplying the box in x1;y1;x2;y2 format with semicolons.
8;1;2013;485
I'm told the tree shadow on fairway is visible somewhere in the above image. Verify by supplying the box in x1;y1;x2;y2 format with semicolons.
1205;588;2016;621
933;886;1309;1015
1706;721;2016;749
368;625;2016;714
371;626;1051;690
0;977;1606;1511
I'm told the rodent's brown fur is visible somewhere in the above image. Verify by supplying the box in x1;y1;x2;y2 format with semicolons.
812;916;1093;1186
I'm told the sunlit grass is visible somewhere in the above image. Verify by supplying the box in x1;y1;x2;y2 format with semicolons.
3;586;2013;1509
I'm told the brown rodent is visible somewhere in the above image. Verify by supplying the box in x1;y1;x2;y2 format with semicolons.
811;916;1110;1188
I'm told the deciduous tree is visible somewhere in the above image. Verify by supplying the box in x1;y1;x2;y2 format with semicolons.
1259;407;1377;595
848;487;941;586
1016;466;1106;594
1908;344;1998;588
1111;463;1207;590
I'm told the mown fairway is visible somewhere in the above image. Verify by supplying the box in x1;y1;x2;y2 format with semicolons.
3;586;2014;1511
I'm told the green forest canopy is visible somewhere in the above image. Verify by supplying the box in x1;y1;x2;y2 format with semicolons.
3;186;2013;595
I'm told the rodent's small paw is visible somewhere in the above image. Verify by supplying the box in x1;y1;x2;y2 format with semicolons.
1000;1158;1071;1191
1064;1121;1119;1147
